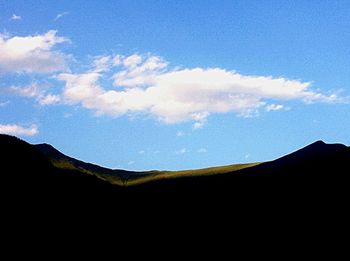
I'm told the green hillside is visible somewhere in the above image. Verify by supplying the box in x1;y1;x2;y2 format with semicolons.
122;162;261;186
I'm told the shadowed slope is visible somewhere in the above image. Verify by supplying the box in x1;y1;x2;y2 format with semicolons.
0;135;53;188
0;135;115;198
232;140;350;179
129;140;349;200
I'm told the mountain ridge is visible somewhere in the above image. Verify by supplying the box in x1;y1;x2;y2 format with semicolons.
1;134;349;196
34;141;261;185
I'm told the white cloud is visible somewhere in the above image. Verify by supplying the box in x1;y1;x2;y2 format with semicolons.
10;83;60;105
266;104;284;112
0;124;38;136
92;55;111;73
176;148;188;155
10;14;22;21
54;11;69;21
10;83;41;98
112;55;123;66
112;54;167;88
39;94;60;105
123;54;142;68
138;150;145;154
58;72;104;108
197;148;207;153
57;53;339;126
0;30;69;73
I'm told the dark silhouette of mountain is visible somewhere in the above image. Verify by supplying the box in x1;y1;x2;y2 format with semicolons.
124;140;350;211
1;135;53;188
3;134;346;253
0;135;116;203
1;134;349;206
136;140;349;190
233;140;349;180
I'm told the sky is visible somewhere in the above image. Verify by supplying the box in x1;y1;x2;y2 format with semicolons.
0;0;349;170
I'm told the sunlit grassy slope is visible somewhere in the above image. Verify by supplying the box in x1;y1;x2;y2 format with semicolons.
35;143;261;186
53;160;260;186
124;163;261;186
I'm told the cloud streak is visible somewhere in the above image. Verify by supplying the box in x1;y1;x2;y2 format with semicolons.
197;148;207;153
0;30;69;73
57;54;339;127
0;124;38;136
266;104;284;112
176;148;188;155
10;14;22;21
54;12;69;21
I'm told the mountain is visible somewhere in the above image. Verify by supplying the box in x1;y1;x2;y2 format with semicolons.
0;134;53;187
231;140;349;187
130;140;349;196
0;134;116;201
1;134;349;202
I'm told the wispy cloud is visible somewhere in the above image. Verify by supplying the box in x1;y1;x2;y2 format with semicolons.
197;148;207;153
0;124;38;136
266;104;284;112
176;148;188;155
9;83;60;105
0;30;69;73
10;14;21;21
54;11;69;21
128;160;135;165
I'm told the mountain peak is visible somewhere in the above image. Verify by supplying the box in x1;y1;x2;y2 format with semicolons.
278;140;347;165
312;140;326;145
306;140;326;148
36;143;56;150
304;140;347;151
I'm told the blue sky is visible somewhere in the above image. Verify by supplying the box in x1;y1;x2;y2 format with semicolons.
0;0;349;170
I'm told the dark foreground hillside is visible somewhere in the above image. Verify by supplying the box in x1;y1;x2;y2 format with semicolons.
0;135;116;198
137;140;349;193
1;134;349;208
